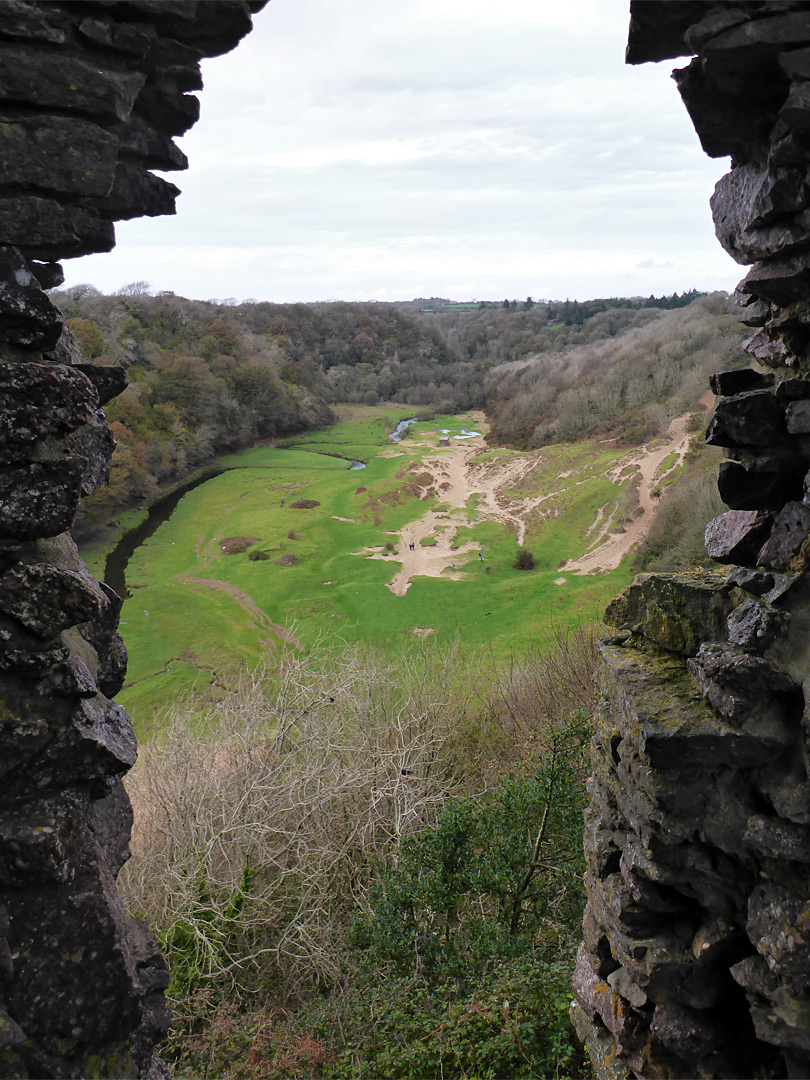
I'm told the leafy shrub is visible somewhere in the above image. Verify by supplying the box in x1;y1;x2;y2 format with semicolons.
122;633;599;1078
302;718;590;1079
512;547;535;570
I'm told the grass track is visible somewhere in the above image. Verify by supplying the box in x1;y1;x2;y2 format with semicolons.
103;406;635;732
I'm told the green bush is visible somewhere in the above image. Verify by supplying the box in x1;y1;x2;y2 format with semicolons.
325;718;589;1078
512;548;535;570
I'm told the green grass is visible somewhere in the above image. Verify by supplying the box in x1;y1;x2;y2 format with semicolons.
81;504;149;579
93;406;638;734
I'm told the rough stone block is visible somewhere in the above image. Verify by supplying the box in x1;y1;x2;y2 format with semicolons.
730;953;780;997
691;915;748;965
604;572;732;656
0;44;145;122
738;298;772;327
0;359;98;458
726;596;786;651
726;566;776;596
5;878;141;1047
87;777;134;876
600;642;788;771
780;82;810;138
74;364;127;406
0;116;118;198
750;1000;810;1055
77;14;156;57
743;327;791;365
78;581;128;698
0;197;115;261
743;814;810;863
63;407;117;495
674;58;767;160
709;368;774;395
758;501;810;571
704;11;810;58
569;1000;632;1080
28;260;63;291
739;255;810;307
757;751;810;826
69;696;138;779
112;114;189;172
134;83;201;136
687;641;799;731
705;510;772;564
0;788;91;886
0;0;70;43
0;610;70;678
780;44;810;79
0;561;107;638
0;682;52;779
0;246;63;350
88;164;180;222
777;378;810;401
650;1001;723;1063
42;311;85;366
0;460;82;540
748;882;810;987
717;460;797;511
786;399;810;434
35;655;97;699
711;162;810;264
706;389;786;447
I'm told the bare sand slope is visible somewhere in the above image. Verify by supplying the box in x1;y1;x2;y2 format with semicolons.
358;399;711;594
561;391;714;575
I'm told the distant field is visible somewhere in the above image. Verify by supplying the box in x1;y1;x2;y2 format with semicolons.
102;405;636;734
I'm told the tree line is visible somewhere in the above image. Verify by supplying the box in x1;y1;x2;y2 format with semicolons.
53;284;744;532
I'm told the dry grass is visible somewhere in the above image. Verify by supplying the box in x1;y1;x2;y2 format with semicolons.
120;626;601;1073
121;641;477;999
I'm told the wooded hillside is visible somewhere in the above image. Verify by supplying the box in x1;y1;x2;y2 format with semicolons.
53;285;746;531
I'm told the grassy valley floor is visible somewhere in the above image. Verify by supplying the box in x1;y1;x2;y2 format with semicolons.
98;404;696;734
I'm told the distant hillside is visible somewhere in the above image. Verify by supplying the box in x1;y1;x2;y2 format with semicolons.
483;292;747;446
54;285;743;532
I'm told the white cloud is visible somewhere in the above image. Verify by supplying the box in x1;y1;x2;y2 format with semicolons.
64;0;742;302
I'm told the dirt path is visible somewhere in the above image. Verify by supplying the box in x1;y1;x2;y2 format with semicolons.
176;574;301;648
560;392;713;575
359;398;711;593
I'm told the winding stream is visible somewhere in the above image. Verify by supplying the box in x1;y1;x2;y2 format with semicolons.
104;453;369;599
389;417;417;442
105;467;225;599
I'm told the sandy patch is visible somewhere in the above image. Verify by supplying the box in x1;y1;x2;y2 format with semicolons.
332;515;355;522
555;577;567;585
349;403;708;593
561;393;713;575
411;627;435;637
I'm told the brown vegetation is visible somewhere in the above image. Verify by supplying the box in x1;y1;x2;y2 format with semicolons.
485;293;747;447
220;536;261;555
120;630;600;1075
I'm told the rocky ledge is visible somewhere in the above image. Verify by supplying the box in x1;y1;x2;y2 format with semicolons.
0;3;263;1076
574;5;810;1078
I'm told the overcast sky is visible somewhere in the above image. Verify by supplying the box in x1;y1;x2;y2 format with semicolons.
63;0;744;304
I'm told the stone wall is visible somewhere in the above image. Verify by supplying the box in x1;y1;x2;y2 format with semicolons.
572;4;810;1078
0;3;263;1076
